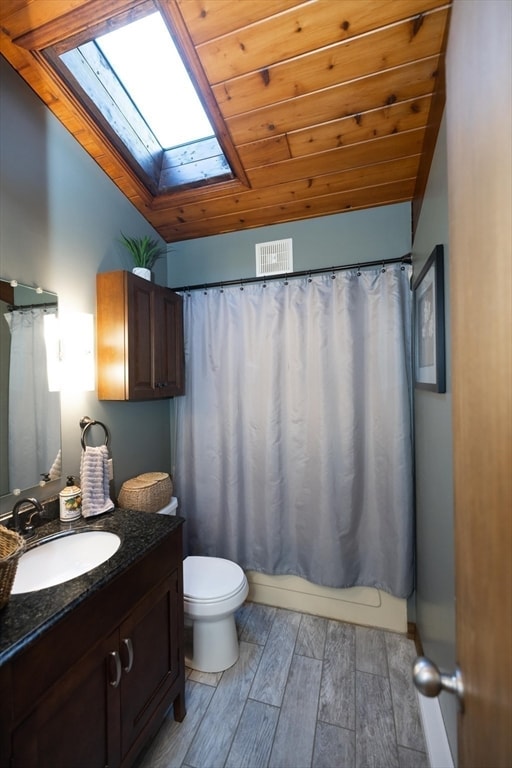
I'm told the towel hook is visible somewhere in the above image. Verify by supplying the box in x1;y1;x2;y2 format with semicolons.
80;416;110;451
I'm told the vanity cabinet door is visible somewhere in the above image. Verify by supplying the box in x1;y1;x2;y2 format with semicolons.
11;629;120;768
119;570;182;763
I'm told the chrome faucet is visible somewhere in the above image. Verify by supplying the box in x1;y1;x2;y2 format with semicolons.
12;497;43;536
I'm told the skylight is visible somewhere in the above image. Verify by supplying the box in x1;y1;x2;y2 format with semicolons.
95;12;214;150
48;6;234;194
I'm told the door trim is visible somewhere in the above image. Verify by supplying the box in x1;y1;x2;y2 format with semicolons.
418;693;454;768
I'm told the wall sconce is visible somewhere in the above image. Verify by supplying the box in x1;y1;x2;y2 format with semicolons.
45;312;95;392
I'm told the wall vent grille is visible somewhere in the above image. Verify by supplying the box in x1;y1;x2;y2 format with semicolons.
255;238;293;276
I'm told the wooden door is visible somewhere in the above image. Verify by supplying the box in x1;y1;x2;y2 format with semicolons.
446;1;511;765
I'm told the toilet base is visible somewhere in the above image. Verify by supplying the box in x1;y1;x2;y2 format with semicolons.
186;613;240;673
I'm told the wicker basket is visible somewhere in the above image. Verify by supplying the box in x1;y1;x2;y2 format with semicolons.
0;525;25;609
118;472;173;513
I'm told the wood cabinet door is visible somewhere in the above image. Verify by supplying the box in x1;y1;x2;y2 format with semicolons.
156;288;185;397
126;274;156;400
11;630;120;768
119;573;181;762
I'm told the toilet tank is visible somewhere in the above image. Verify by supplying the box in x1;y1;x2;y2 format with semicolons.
157;496;178;516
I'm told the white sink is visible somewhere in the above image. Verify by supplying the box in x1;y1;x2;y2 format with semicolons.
12;530;121;594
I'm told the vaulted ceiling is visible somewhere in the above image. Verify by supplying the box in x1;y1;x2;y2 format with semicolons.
0;1;451;242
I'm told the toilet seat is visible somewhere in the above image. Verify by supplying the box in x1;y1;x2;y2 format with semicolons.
184;556;246;603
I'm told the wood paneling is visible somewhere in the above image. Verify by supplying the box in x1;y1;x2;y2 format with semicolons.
0;0;451;242
210;8;448;116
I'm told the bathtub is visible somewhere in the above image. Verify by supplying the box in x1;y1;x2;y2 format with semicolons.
246;571;407;633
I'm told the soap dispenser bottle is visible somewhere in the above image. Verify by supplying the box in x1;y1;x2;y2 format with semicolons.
59;475;82;522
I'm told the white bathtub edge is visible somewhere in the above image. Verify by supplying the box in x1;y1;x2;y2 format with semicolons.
246;571;407;633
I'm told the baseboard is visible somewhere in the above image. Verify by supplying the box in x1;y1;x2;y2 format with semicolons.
246;571;407;633
417;693;454;768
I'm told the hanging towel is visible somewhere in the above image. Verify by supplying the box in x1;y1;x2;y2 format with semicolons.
80;444;114;518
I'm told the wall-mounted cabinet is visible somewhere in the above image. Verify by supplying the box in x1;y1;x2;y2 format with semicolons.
96;271;184;400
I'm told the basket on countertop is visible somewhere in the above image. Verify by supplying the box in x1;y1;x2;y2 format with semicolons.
118;472;173;513
0;525;25;609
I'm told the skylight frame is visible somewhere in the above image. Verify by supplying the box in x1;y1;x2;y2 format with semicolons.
42;1;235;197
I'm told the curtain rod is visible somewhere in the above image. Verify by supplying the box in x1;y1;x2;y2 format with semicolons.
7;302;58;311
171;253;411;293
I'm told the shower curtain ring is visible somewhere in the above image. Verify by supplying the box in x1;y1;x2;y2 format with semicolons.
356;264;362;276
331;267;336;279
381;262;386;273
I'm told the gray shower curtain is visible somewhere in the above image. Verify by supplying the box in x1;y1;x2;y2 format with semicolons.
175;263;413;597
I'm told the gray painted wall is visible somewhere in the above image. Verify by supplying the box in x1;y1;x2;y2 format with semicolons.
167;204;411;287
0;57;172;513
412;113;457;762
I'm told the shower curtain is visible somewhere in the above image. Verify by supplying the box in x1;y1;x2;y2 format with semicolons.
5;308;60;491
175;263;413;597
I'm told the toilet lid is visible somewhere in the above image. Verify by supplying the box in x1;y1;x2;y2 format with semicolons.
184;556;246;603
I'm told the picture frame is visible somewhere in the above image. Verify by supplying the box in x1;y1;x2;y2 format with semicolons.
412;244;446;392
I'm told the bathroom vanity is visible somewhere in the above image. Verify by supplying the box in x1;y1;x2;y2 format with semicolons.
0;509;185;768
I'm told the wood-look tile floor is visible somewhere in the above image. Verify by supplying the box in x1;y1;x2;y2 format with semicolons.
135;603;429;768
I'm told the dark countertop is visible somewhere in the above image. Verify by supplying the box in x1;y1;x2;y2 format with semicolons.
0;508;184;667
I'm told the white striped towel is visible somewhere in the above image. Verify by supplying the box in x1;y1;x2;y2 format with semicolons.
80;445;114;518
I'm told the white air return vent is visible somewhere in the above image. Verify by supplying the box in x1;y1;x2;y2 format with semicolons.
255;238;293;276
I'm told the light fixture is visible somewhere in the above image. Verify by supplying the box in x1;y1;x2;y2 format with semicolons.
45;312;95;392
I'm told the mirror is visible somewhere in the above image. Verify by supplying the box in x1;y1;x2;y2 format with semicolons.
0;279;62;497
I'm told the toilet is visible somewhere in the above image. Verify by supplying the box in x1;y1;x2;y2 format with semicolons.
158;497;249;673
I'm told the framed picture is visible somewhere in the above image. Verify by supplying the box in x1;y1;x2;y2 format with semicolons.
412;244;446;392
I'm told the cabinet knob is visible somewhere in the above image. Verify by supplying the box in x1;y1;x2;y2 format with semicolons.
108;651;122;688
120;637;134;673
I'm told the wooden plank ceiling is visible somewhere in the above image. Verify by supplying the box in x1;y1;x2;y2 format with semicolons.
0;0;451;243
